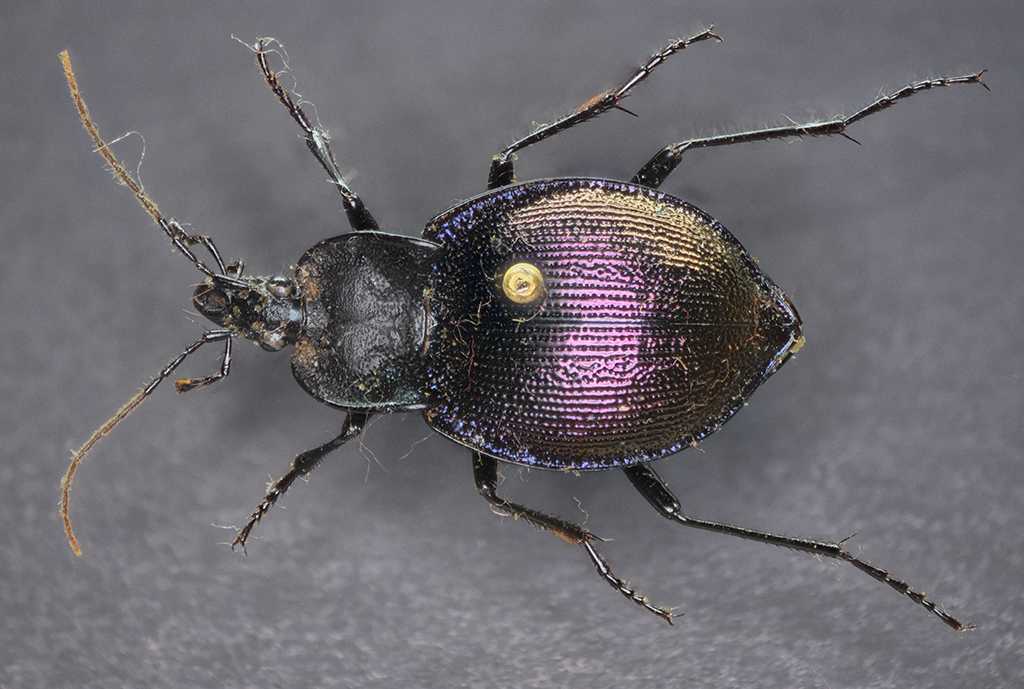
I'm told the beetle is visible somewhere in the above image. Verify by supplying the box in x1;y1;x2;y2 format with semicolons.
59;28;984;628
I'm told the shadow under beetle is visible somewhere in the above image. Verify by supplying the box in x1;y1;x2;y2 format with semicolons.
60;28;985;629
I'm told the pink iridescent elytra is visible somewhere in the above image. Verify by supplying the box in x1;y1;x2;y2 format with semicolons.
424;178;802;469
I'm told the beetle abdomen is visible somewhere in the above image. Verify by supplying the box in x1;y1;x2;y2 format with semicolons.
424;179;802;469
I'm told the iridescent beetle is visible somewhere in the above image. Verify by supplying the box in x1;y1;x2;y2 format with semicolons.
60;29;985;628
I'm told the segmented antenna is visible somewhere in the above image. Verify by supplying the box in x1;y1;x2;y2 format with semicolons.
59;52;236;555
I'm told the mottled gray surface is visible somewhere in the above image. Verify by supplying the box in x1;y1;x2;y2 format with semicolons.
3;2;1020;687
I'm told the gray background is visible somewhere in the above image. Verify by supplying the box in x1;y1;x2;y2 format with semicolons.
3;1;1020;687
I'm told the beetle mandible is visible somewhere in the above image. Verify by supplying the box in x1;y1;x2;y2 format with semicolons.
59;28;985;629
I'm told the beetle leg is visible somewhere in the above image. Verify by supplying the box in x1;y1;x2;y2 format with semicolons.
247;38;380;233
231;410;371;552
632;71;987;189
624;463;971;630
487;27;722;190
472;452;678;624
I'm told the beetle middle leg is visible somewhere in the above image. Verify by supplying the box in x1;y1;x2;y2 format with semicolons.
232;410;371;552
486;27;722;189
623;463;971;630
473;452;678;624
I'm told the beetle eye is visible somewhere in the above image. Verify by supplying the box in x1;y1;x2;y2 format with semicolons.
194;284;228;314
501;262;545;304
267;276;293;298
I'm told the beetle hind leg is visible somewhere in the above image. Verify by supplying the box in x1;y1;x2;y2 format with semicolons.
473;452;677;624
624;462;971;630
631;71;987;189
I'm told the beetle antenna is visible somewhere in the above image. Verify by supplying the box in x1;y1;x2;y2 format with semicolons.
60;51;239;555
60;329;236;555
61;391;145;555
60;50;243;282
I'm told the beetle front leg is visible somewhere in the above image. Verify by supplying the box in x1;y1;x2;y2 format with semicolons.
624;462;971;630
247;38;380;234
232;410;371;552
472;452;677;624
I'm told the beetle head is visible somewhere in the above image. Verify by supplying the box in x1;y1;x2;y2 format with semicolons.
193;269;303;352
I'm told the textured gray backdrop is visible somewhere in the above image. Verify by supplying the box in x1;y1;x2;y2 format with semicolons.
3;2;1020;687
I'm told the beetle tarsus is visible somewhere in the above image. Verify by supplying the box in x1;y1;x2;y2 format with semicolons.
838;549;973;631
581;539;679;625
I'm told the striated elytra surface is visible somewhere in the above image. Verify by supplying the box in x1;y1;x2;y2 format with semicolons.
424;179;804;469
